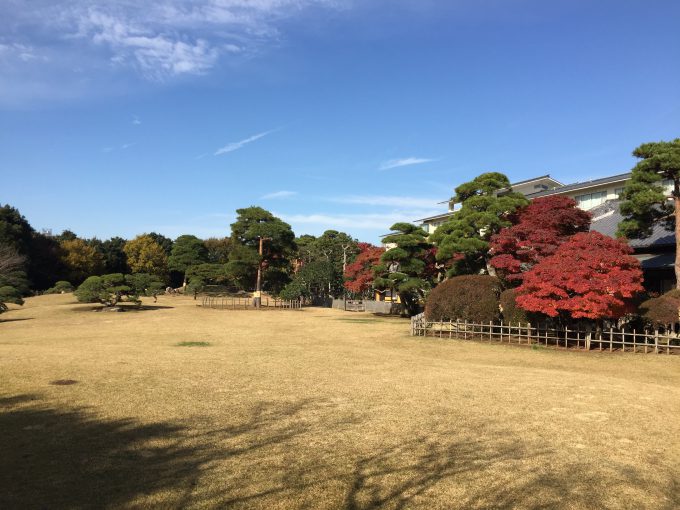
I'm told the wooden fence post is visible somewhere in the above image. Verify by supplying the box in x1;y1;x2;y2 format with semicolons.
654;329;659;354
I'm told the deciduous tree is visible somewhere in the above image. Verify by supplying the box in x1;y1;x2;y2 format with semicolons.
343;242;384;297
60;238;104;284
123;235;168;280
0;245;26;313
147;233;174;256
617;138;680;287
515;232;643;320
489;196;591;283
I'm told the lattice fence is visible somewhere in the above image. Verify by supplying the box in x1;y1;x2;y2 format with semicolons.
410;314;680;354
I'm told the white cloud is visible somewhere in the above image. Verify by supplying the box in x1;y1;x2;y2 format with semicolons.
132;115;141;125
261;190;297;199
328;195;441;209
279;209;443;231
121;142;136;149
214;129;274;155
379;157;435;170
1;1;345;84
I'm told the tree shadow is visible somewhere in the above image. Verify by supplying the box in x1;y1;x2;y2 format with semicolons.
340;431;680;510
0;317;34;323
0;394;341;509
2;394;677;509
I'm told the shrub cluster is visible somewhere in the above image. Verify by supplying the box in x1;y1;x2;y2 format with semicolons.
44;281;74;294
499;288;529;324
425;275;501;322
638;289;680;326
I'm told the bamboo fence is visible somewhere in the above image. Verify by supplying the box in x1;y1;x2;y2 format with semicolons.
410;313;680;354
201;296;303;310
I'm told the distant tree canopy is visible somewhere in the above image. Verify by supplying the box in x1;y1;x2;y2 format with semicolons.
0;245;27;313
228;207;296;293
147;232;174;256
617;138;680;288
432;172;529;277
123;235;168;280
0;204;65;290
294;234;317;266
374;223;432;317
100;237;128;274
168;235;208;286
344;243;384;297
203;237;231;264
186;263;231;293
60;238;104;285
280;260;336;301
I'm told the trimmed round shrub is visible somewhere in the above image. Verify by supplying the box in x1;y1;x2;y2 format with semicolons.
425;275;501;322
500;288;529;324
44;280;74;294
638;289;680;325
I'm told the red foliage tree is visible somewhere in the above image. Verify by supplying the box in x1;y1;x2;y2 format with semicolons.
343;243;384;295
489;196;591;283
515;232;644;319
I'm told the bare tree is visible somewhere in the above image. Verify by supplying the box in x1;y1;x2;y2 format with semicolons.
0;244;26;278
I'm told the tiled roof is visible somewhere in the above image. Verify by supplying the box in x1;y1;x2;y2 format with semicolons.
526;173;631;198
589;200;674;249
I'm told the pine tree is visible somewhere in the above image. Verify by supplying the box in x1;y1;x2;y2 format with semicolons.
431;172;528;276
617;139;680;288
374;223;432;316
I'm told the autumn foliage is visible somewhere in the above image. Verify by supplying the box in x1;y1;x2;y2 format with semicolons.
515;232;643;319
490;196;591;283
343;243;384;294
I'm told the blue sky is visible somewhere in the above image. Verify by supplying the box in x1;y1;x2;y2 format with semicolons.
1;0;679;243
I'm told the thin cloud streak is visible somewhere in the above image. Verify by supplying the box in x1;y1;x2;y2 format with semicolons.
328;194;441;209
214;129;275;155
379;157;435;170
279;209;443;231
261;190;297;199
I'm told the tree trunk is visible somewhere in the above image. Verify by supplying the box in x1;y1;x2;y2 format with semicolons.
676;196;680;289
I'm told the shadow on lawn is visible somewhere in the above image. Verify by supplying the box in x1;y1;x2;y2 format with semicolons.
0;317;34;323
1;394;677;509
0;394;332;509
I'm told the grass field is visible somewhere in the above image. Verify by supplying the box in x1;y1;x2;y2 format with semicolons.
1;294;679;509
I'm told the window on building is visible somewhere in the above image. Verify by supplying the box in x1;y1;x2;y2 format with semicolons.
574;191;607;210
614;187;625;199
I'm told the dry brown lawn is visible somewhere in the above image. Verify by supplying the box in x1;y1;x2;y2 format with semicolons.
1;294;679;509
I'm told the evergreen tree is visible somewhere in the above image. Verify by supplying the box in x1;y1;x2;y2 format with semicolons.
227;207;296;293
617;139;680;288
100;237;128;274
168;235;208;286
374;223;433;316
431;172;528;276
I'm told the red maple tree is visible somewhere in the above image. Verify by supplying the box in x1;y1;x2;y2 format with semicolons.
489;196;591;282
343;243;384;295
514;231;644;319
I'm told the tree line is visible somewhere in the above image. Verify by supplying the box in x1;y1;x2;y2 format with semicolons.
0;204;377;310
2;137;678;323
